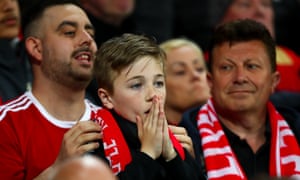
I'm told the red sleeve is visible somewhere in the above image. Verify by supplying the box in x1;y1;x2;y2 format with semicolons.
0;115;25;180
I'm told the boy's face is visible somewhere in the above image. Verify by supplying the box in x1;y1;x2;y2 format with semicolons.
101;56;166;123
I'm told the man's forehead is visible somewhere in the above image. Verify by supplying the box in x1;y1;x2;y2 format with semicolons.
43;4;86;20
42;4;90;26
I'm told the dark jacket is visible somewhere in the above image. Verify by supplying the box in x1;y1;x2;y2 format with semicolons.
0;39;31;103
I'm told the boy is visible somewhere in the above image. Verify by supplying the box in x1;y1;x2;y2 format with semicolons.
93;33;203;180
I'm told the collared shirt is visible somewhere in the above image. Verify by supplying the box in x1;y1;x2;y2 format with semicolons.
222;120;271;179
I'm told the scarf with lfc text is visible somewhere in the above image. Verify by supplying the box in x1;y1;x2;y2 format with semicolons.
94;108;185;174
197;99;300;180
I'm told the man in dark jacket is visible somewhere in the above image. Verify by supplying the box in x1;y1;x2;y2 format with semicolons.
182;19;300;179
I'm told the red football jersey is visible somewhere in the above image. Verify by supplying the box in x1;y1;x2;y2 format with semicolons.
0;92;101;180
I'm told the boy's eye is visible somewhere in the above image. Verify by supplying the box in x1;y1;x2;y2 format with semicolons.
130;83;142;90
154;80;164;88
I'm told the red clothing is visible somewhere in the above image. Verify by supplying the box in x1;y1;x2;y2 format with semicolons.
0;92;100;180
276;46;300;92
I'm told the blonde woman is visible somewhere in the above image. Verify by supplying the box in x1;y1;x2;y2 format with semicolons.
160;38;210;166
160;38;210;125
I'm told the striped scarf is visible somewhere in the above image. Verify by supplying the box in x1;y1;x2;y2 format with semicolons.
197;99;300;180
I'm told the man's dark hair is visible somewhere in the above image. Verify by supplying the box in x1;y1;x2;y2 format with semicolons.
208;19;276;72
21;0;80;38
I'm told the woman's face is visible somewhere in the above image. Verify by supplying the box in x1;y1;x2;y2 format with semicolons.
165;45;210;112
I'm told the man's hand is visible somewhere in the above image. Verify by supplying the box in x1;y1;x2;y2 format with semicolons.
54;120;102;165
33;120;102;180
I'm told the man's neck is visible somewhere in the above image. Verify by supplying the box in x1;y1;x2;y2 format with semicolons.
219;112;267;153
32;81;87;121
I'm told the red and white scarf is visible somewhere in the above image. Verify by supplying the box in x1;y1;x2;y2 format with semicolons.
197;99;300;180
94;108;185;174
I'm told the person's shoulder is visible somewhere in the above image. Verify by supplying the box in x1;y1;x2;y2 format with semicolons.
181;106;203;129
270;91;300;112
85;99;102;111
276;104;300;143
0;92;32;118
182;106;202;121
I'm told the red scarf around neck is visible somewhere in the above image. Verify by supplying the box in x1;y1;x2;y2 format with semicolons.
94;108;185;174
197;99;300;180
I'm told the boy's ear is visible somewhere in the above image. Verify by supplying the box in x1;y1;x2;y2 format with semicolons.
25;37;42;62
98;88;114;109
